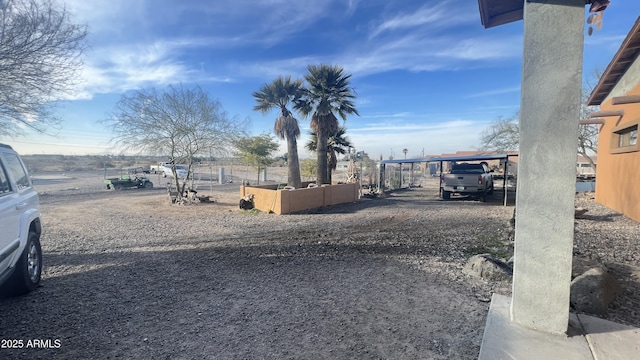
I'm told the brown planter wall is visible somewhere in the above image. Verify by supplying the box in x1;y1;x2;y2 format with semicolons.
240;182;360;214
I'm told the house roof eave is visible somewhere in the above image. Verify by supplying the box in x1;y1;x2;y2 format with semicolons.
588;16;640;106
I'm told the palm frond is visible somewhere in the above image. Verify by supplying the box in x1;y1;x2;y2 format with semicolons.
305;126;352;156
274;113;300;140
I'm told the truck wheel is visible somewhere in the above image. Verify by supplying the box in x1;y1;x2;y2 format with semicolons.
114;184;123;191
145;181;153;188
480;191;487;202
442;190;451;200
3;232;42;296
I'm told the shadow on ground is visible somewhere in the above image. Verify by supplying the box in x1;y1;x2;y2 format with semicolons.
0;243;487;360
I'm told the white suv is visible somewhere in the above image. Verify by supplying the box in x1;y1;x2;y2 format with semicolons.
0;143;42;297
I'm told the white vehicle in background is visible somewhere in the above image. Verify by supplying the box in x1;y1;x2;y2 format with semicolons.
0;143;42;297
162;164;189;178
150;162;170;174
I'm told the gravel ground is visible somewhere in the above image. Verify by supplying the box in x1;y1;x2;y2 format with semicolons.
0;171;638;359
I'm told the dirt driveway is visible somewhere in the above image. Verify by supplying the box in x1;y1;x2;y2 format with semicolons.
1;171;636;359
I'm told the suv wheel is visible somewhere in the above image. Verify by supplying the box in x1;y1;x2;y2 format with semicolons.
5;232;42;296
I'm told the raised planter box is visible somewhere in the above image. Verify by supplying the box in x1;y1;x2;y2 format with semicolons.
240;182;360;214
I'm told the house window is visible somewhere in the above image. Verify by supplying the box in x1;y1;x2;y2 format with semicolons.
617;126;637;147
611;119;640;154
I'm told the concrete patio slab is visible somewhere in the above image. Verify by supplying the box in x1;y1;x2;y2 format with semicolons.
479;294;640;360
579;313;640;360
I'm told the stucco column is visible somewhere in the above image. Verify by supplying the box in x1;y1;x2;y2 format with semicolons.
511;0;584;334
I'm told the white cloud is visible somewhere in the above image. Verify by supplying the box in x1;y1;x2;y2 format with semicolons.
64;0;144;35
336;33;521;77
369;0;477;38
584;34;626;47
72;40;233;98
63;0;355;96
231;56;321;81
344;119;489;158
371;6;447;38
465;86;521;98
237;31;522;82
65;0;520;98
434;37;522;60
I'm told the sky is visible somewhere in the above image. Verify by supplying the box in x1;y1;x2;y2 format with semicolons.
4;0;640;159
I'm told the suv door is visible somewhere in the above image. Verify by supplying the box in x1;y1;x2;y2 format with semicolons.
0;156;20;276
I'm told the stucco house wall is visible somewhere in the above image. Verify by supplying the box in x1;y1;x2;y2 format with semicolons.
594;82;640;222
591;24;640;223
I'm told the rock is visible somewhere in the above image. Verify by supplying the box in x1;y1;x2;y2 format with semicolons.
570;267;622;315
572;253;604;278
506;256;514;267
463;254;513;282
575;207;588;217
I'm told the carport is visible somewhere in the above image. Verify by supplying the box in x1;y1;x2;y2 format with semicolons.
379;153;514;206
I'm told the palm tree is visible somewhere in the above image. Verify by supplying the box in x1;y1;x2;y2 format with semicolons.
252;76;303;188
305;126;352;184
295;64;359;184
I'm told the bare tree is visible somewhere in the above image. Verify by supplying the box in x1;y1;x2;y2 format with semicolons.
578;69;604;171
479;113;520;152
105;84;247;198
577;122;599;170
481;86;600;171
0;0;88;137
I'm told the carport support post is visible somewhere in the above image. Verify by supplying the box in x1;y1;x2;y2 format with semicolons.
219;167;225;185
511;0;583;334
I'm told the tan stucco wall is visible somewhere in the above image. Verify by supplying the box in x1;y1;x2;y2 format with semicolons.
240;183;359;214
595;80;640;223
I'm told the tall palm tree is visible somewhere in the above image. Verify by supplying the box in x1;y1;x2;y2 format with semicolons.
296;64;359;184
305;126;352;184
252;76;303;188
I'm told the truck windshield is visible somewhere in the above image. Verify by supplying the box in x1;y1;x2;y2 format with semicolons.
451;164;485;174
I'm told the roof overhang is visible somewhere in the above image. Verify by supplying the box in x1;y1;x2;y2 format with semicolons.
477;0;524;29
588;16;640;106
477;1;602;29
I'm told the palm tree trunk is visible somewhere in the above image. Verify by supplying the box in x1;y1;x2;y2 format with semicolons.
317;131;329;184
327;151;336;184
287;135;302;188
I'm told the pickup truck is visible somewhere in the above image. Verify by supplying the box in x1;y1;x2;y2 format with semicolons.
441;163;494;201
150;162;170;174
162;164;189;178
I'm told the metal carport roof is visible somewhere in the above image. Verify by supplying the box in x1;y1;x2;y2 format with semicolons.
379;154;515;206
380;154;510;165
